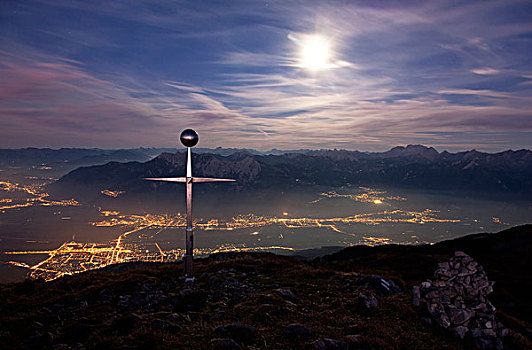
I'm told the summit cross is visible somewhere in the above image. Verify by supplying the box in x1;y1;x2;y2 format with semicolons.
144;129;235;281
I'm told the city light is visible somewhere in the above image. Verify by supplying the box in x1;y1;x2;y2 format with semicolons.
2;182;460;282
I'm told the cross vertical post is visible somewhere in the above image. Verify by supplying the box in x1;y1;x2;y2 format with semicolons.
184;146;193;277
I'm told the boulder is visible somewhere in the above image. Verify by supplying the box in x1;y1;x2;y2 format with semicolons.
356;275;402;296
275;288;298;301
450;326;468;339
449;309;472;325
358;293;378;309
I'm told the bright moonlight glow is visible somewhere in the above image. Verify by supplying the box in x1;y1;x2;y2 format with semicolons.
299;35;332;71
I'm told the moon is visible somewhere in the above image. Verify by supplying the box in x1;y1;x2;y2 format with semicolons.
299;34;333;71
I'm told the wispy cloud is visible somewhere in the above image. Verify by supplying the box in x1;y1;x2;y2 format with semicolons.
471;68;500;75
0;0;530;151
0;52;170;147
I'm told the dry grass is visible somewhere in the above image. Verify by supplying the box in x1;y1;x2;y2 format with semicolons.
0;242;531;349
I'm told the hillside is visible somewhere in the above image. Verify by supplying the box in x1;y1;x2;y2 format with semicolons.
0;225;531;349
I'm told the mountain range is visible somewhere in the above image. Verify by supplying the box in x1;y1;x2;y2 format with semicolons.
0;147;313;179
47;145;532;201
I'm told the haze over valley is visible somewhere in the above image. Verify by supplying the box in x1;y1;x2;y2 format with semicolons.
1;146;530;283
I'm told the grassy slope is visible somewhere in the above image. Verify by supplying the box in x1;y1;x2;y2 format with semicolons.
0;225;531;349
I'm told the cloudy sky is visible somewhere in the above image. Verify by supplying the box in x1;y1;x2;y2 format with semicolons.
1;0;531;151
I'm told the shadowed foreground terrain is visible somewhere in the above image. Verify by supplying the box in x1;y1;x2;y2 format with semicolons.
0;225;531;349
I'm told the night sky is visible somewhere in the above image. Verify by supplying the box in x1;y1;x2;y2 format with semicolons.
1;0;531;151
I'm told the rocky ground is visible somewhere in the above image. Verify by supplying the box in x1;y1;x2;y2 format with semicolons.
1;225;531;349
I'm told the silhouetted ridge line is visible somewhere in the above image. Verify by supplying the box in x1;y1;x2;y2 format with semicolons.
48;146;532;201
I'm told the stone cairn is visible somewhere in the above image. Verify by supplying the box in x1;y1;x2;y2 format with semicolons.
413;251;508;349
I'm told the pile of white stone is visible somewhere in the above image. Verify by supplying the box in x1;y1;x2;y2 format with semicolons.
413;251;508;349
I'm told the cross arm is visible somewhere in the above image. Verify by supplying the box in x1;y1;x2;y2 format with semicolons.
144;177;187;183
192;177;236;183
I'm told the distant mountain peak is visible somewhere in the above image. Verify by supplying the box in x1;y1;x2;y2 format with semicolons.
383;144;439;159
406;144;436;150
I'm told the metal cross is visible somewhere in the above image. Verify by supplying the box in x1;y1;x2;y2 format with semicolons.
144;129;235;281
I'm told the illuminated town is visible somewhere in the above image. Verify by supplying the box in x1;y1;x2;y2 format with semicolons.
1;180;461;282
90;209;459;232
0;180;79;212
4;206;460;281
311;187;407;204
101;189;126;198
4;240;296;282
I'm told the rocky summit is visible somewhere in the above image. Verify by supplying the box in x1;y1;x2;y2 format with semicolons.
1;225;532;349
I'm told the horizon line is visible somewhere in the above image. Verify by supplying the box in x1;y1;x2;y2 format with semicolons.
1;144;531;155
